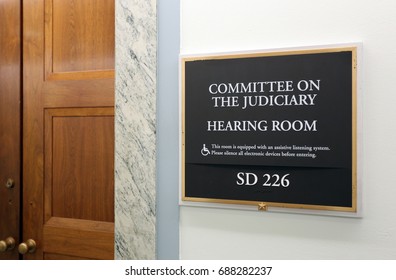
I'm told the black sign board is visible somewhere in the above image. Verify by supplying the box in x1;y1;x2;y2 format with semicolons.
181;47;358;213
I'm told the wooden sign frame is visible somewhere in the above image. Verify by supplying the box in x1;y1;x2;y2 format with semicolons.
180;44;361;217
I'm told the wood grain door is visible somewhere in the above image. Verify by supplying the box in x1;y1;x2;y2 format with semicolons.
23;0;115;260
0;0;21;260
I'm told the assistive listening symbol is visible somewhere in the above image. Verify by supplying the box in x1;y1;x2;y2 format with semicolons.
201;144;210;156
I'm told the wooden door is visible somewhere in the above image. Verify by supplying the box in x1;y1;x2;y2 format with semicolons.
23;0;115;260
0;0;21;260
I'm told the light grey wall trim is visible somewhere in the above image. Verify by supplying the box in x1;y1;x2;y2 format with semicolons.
157;0;180;259
115;0;157;260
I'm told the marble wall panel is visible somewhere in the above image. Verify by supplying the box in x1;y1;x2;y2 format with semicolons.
115;0;157;260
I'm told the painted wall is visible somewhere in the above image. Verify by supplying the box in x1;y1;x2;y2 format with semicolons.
180;0;396;259
157;0;180;259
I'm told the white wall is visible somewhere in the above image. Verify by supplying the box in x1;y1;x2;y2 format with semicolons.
180;0;396;259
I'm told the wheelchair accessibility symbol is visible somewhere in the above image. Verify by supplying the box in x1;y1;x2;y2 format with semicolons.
201;144;210;156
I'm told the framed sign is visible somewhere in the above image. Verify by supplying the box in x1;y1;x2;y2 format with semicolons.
180;45;360;215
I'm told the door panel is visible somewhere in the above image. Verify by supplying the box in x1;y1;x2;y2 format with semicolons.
51;0;115;73
45;0;114;81
43;217;114;260
0;0;21;260
23;0;115;260
44;108;114;223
